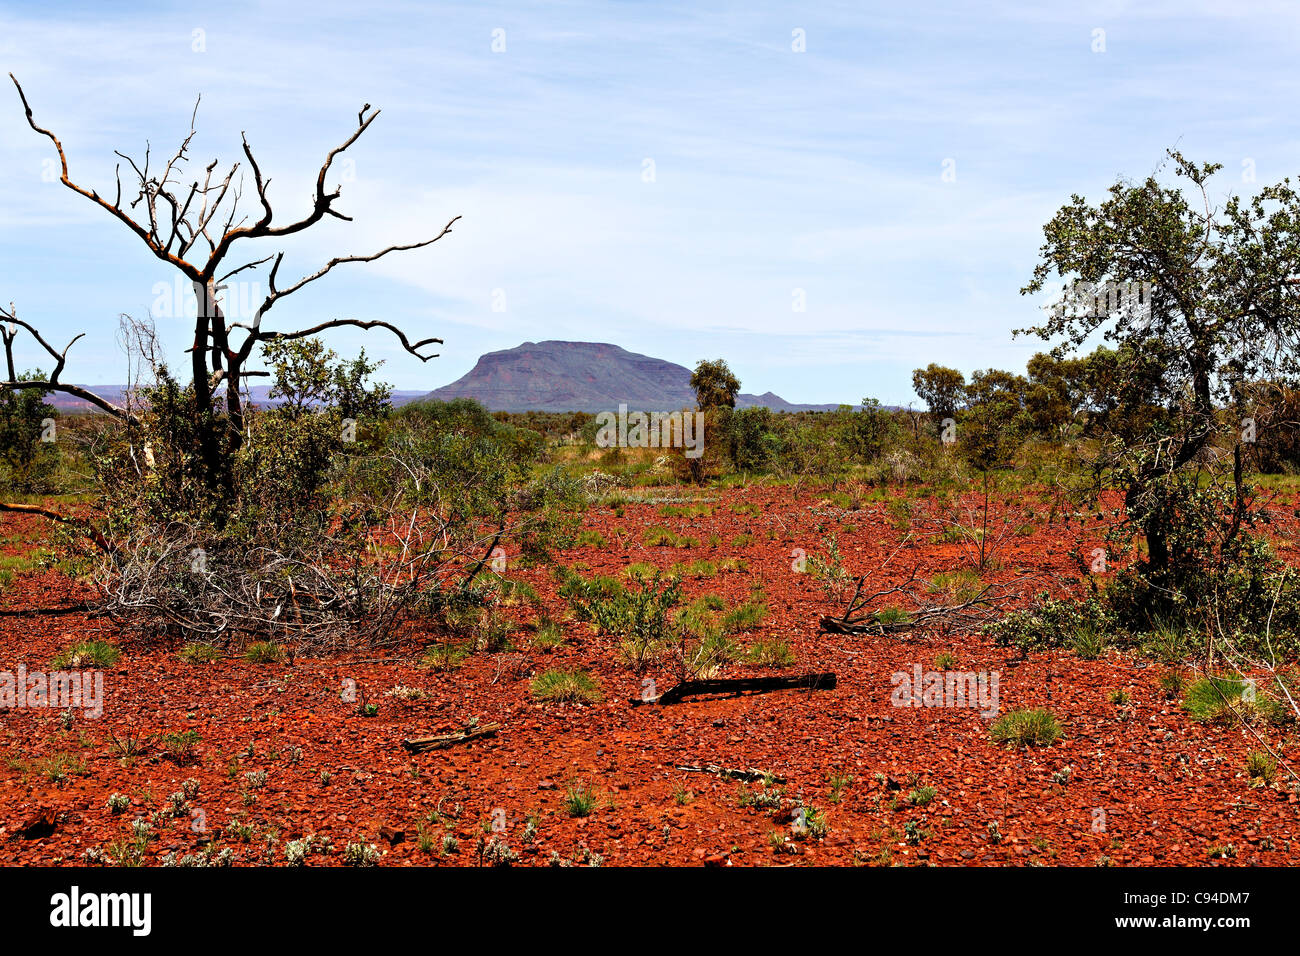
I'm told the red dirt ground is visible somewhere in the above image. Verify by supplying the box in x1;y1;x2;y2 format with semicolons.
2;484;1299;866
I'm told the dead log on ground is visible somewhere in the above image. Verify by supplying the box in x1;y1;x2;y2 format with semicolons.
676;764;787;784
632;673;836;706
402;722;500;753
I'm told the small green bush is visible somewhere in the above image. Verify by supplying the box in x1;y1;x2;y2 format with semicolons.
52;641;121;669
990;708;1062;747
563;781;599;817
178;644;222;664
1072;627;1106;660
1183;676;1248;724
530;668;601;704
744;639;795;667
243;642;284;664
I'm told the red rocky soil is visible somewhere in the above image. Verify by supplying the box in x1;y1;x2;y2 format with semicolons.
2;484;1299;866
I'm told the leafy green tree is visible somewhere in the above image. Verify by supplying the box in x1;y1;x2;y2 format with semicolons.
1022;149;1300;606
1023;352;1087;437
690;359;740;409
911;364;966;420
0;370;59;494
263;338;391;422
725;405;782;471
964;369;1027;416
837;398;900;462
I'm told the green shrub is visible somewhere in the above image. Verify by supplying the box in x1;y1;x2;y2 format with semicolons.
52;641;121;669
530;668;601;704
1183;676;1248;724
1072;627;1106;660
990;708;1062;747
159;730;201;765
744;639;795;667
986;594;1114;654
563;781;599;817
178;643;222;664
907;785;938;807
566;573;681;675
0;375;62;495
243;642;284;664
795;804;830;840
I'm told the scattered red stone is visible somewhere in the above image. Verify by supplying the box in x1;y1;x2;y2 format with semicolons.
2;485;1298;866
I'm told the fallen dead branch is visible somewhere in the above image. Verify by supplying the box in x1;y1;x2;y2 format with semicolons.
818;566;1033;636
632;673;836;706
401;722;500;753
0;502;111;553
676;764;787;784
0;604;91;617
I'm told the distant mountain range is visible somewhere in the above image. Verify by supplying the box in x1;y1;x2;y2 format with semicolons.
43;341;843;414
420;341;842;412
42;385;431;414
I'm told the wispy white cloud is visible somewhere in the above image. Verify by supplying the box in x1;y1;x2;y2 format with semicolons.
0;0;1294;404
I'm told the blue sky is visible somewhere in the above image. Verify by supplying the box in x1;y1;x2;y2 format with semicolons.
2;0;1297;405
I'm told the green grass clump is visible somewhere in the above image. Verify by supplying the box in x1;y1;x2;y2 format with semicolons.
622;562;658;580
871;605;910;626
1072;627;1106;660
1159;667;1188;699
930;572;977;600
51;640;121;669
659;504;712;519
744;639;795;667
642;526;682;547
722;599;767;633
990;708;1062;747
1140;622;1190;663
668;560;718;579
1245;749;1277;784
420;641;472;672
491;577;541;606
531;618;565;649
681;631;735;678
178;643;222;664
242;641;285;664
1183;676;1248;724
575;529;609;549
563;781;600;817
530;668;602;704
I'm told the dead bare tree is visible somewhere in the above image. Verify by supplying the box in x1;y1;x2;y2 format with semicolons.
3;73;459;501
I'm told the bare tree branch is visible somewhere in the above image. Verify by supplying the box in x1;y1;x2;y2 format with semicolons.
0;306;138;423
